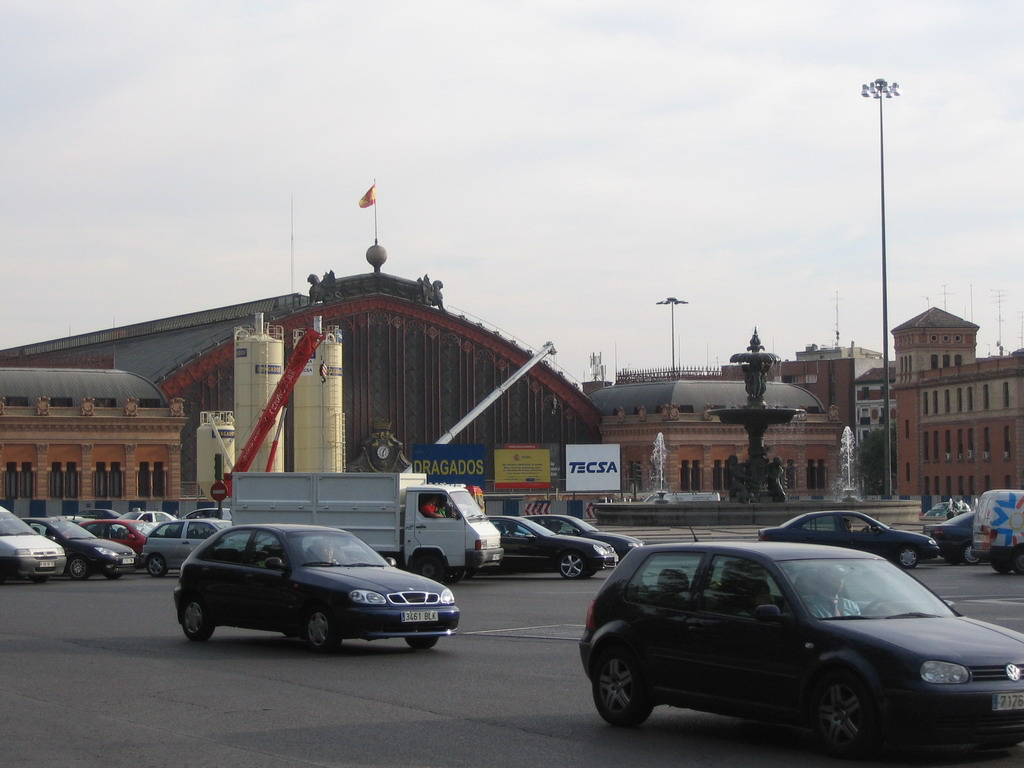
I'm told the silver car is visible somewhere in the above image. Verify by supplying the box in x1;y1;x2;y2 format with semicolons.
142;519;231;577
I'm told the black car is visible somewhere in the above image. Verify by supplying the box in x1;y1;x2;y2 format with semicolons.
24;517;137;580
924;511;979;565
173;523;459;652
524;514;644;560
486;516;618;579
757;510;939;568
580;541;1024;758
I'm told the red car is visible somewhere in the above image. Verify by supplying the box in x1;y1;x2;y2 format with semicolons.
80;519;154;561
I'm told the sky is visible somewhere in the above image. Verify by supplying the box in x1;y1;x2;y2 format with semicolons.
3;1;1024;385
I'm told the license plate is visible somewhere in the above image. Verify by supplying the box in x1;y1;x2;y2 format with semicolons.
38;561;55;570
993;693;1024;711
122;557;135;565
401;610;438;622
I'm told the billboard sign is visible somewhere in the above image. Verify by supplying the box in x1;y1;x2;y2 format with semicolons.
494;444;553;490
410;444;486;487
566;444;621;492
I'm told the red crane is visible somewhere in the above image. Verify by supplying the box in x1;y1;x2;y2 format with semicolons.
224;327;326;492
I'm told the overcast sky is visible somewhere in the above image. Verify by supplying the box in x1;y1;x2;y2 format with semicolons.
3;1;1023;384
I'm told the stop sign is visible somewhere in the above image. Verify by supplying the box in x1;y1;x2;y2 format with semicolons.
210;480;228;502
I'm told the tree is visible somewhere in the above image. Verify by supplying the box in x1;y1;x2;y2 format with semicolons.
857;426;896;496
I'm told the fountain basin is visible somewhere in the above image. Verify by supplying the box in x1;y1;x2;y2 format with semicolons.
711;407;801;426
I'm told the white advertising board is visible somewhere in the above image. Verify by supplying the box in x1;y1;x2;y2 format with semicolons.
566;444;621;492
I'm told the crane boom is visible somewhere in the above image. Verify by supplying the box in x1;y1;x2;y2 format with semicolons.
226;327;326;487
435;341;556;445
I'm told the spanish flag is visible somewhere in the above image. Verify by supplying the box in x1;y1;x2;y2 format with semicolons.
358;184;376;208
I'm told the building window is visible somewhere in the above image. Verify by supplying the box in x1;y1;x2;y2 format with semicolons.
957;429;963;459
786;460;796;491
983;384;990;410
942;354;950;368
967;428;974;454
110;462;123;498
954;354;962;366
968;475;975;496
49;462;64;498
946;476;952;496
65;462;79;498
945;430;951;459
968;387;974;411
1003;382;1010;408
923;393;929;415
930;354;938;369
983;427;991;454
923;432;929;461
153;461;166;497
956;388;963;412
3;462;18;498
933;432;940;461
944;390;951;413
94;463;108;498
1004;426;1012;458
138;462;152;498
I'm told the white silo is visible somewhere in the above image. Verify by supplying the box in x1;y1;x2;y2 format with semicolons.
233;315;285;473
293;321;346;472
195;411;235;499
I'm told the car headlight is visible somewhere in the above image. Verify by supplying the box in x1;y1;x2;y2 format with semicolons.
593;544;613;555
15;548;31;556
95;547;120;557
628;541;644;548
921;660;970;684
439;588;455;605
349;589;387;605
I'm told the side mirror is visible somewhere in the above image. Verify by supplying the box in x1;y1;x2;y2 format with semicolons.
755;604;784;623
386;557;398;567
264;557;288;572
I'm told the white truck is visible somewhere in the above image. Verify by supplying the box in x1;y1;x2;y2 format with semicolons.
231;472;503;583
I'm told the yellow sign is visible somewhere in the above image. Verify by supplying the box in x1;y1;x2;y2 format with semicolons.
494;447;551;489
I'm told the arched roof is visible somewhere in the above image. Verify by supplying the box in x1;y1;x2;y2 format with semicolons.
588;380;824;417
0;368;166;405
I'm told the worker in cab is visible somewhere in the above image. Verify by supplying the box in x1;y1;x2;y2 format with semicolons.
419;496;443;518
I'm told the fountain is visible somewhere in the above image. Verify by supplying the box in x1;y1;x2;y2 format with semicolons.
837;426;859;500
710;329;802;503
650;432;667;493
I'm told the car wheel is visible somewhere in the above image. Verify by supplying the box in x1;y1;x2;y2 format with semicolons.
591;647;653;727
303;606;341;653
993;561;1013;574
445;568;465;584
558;550;587;579
180;595;215;641
810;672;881;759
895;546;919;569
67;555;91;580
410;554;445;582
961;542;981;566
405;636;439;650
146;553;168;577
1011;548;1024;575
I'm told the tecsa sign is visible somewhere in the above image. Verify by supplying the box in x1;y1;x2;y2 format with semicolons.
566;444;621;492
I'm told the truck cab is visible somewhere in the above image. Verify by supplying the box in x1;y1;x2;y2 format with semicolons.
405;485;503;581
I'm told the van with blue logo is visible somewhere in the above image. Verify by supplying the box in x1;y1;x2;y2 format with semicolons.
972;489;1024;574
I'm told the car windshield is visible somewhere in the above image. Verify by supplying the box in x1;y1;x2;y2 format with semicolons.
48;519;97;539
448;488;486;520
0;510;35;536
780;559;954;620
290;531;388;567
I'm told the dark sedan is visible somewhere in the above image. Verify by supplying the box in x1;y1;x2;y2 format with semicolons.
580;541;1024;758
486;516;617;579
24;518;137;580
757;510;939;568
173;523;459;652
924;511;979;565
524;514;644;560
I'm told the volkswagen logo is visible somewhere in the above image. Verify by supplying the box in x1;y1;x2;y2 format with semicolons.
1008;664;1022;682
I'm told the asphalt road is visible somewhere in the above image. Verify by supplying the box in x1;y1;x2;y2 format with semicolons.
2;547;1023;768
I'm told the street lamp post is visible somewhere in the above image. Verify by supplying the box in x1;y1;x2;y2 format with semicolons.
862;77;900;497
657;297;688;374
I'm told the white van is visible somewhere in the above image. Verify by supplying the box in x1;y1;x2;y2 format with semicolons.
0;507;68;584
971;489;1024;574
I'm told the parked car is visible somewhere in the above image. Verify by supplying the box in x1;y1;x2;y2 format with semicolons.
173;523;459;651
757;510;939;568
524;514;644;560
923;512;979;565
920;499;970;521
74;509;121;520
485;515;617;579
0;507;66;584
142;519;232;576
23;517;137;580
182;507;231;521
120;509;177;524
79;519;155;561
580;541;1024;758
